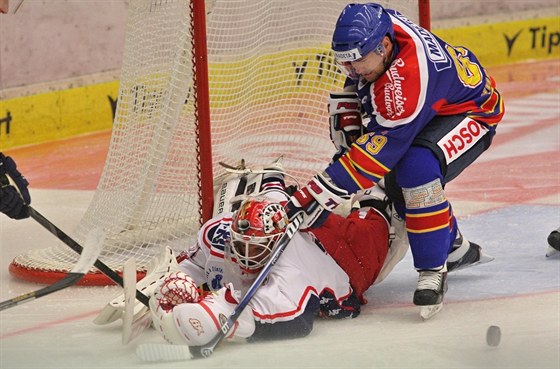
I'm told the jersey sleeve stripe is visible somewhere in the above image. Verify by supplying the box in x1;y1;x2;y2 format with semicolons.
252;286;317;322
253;286;355;323
339;156;377;189
347;145;390;178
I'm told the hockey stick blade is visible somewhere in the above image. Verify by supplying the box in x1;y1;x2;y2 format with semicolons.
191;212;304;358
136;344;193;362
28;206;150;307
122;258;136;344
122;258;153;344
0;228;104;312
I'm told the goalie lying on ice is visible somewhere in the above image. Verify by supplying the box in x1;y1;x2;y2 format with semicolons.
97;161;408;346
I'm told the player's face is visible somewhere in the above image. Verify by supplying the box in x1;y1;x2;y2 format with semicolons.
337;37;392;83
351;47;386;82
232;240;270;268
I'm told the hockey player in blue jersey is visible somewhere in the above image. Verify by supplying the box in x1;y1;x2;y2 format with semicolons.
0;153;31;220
286;3;504;319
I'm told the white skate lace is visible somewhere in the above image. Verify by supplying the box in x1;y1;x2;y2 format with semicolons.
417;271;442;290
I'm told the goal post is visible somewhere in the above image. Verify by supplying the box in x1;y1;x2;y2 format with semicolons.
191;0;214;223
10;0;429;285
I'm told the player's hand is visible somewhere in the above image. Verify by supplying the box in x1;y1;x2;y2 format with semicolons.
285;172;351;229
328;92;364;156
0;153;30;219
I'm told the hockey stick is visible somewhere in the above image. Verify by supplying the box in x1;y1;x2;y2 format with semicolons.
27;206;150;307
189;211;305;359
122;257;153;344
136;212;305;361
136;344;193;362
122;257;136;344
0;228;104;311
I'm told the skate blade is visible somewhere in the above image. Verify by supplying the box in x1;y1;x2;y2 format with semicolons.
420;303;443;320
478;253;495;264
449;252;494;272
546;245;560;258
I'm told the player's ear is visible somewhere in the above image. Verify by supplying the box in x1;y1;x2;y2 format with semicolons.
382;35;392;50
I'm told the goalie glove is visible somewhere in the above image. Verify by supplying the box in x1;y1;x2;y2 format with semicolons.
150;282;255;346
152;271;200;311
0;153;30;219
328;92;364;156
285;172;351;229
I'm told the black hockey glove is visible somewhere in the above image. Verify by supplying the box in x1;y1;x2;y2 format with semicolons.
0;153;30;219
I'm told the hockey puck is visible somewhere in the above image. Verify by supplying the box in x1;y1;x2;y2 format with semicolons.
547;230;560;251
486;325;501;347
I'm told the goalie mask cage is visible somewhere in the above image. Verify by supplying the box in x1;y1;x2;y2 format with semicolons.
10;0;429;285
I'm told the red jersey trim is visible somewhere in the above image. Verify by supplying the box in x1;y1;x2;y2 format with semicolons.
252;286;353;322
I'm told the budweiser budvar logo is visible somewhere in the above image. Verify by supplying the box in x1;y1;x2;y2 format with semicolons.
383;58;407;118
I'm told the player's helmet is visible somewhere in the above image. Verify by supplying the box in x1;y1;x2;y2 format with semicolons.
332;3;394;78
227;197;289;272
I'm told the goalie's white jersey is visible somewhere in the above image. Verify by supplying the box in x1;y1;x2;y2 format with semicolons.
179;210;356;324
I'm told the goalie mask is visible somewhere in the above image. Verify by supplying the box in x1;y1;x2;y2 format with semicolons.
226;197;289;273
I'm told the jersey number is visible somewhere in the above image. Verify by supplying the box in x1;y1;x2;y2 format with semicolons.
356;133;387;155
446;45;483;88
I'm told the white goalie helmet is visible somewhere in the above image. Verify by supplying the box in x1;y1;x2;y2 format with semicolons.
226;197;289;274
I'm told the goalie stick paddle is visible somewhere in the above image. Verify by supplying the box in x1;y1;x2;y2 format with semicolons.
136;344;193;362
190;212;305;359
27;206;150;307
0;228;104;312
122;258;153;344
122;257;136;344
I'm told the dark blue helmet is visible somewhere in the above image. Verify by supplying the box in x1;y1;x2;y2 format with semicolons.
332;3;394;63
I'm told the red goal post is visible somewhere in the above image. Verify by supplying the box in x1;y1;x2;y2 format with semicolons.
10;0;430;285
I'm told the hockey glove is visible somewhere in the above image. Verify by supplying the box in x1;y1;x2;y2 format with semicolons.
0;153;30;219
152;271;201;312
328;92;364;158
285;172;351;229
150;282;255;346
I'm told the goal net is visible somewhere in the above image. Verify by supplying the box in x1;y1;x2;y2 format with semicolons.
10;0;425;285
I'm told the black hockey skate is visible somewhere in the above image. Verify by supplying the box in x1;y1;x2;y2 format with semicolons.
447;231;494;272
413;266;448;320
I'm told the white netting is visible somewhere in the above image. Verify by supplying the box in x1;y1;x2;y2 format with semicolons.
10;0;420;284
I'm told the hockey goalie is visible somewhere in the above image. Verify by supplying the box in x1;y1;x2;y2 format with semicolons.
94;158;409;346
